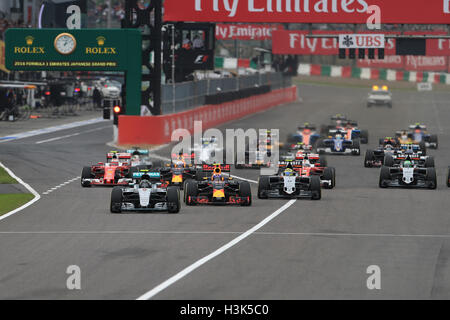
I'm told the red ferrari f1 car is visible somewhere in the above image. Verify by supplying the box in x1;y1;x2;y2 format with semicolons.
81;151;132;187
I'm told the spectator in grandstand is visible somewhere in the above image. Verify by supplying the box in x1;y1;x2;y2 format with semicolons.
182;37;192;50
192;34;204;49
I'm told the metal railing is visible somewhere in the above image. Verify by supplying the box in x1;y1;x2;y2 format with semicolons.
161;72;292;114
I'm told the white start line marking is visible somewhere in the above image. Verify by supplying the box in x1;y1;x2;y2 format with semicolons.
0;117;109;143
42;177;80;195
1;231;450;239
136;199;297;300
35;126;111;144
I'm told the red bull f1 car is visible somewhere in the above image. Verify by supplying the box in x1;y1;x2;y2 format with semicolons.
158;153;202;189
184;164;252;206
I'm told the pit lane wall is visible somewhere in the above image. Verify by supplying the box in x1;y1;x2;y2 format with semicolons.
298;64;450;85
118;86;297;145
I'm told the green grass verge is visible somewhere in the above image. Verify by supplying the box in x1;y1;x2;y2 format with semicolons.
0;167;18;184
0;194;35;216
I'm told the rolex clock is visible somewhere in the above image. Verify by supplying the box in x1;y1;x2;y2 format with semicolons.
54;33;76;55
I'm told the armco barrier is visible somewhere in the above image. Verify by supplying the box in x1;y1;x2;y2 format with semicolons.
118;86;297;145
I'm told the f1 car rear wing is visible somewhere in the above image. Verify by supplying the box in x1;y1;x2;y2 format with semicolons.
132;171;161;180
171;153;195;160
201;164;230;172
278;160;303;168
127;149;149;156
331;115;347;121
294;153;320;160
409;124;427;130
107;152;131;160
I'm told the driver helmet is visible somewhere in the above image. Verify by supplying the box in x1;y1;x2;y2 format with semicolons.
283;168;295;176
403;160;413;168
174;159;185;168
212;167;224;181
303;159;312;167
335;133;343;139
139;179;151;188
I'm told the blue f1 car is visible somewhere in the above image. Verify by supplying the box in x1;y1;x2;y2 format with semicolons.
316;130;360;156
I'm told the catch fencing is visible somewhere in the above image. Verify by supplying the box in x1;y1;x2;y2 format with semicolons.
161;72;292;114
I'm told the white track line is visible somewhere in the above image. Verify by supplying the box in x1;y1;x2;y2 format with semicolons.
0;162;40;221
1;231;450;239
136;199;297;300
42;177;80;195
36;126;110;144
0;117;108;143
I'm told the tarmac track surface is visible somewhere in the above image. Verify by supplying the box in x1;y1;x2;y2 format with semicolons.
0;84;450;299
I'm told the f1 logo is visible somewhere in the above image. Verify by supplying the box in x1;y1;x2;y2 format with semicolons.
194;55;209;64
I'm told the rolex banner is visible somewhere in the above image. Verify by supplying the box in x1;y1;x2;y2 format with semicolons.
164;0;450;24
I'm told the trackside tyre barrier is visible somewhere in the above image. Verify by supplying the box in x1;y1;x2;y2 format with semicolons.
118;86;297;145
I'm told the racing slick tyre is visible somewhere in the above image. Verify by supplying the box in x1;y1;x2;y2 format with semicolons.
322;167;336;189
310;176;321;200
424;157;435;168
419;141;427;156
315;139;325;154
379;166;391;188
81;167;92;187
195;170;205;181
110;187;123;213
318;155;328;168
257;176;270;199
239;181;252;206
383;155;395;168
429;135;438;149
426;168;437;190
447;168;450;188
127;166;138;178
367;103;372;108
167;187;181;213
364;150;375;168
183;179;194;202
185;180;198;206
360;130;369;144
352;139;361;156
387;103;393;108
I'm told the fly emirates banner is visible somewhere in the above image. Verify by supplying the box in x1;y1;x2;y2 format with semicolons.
164;0;450;24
